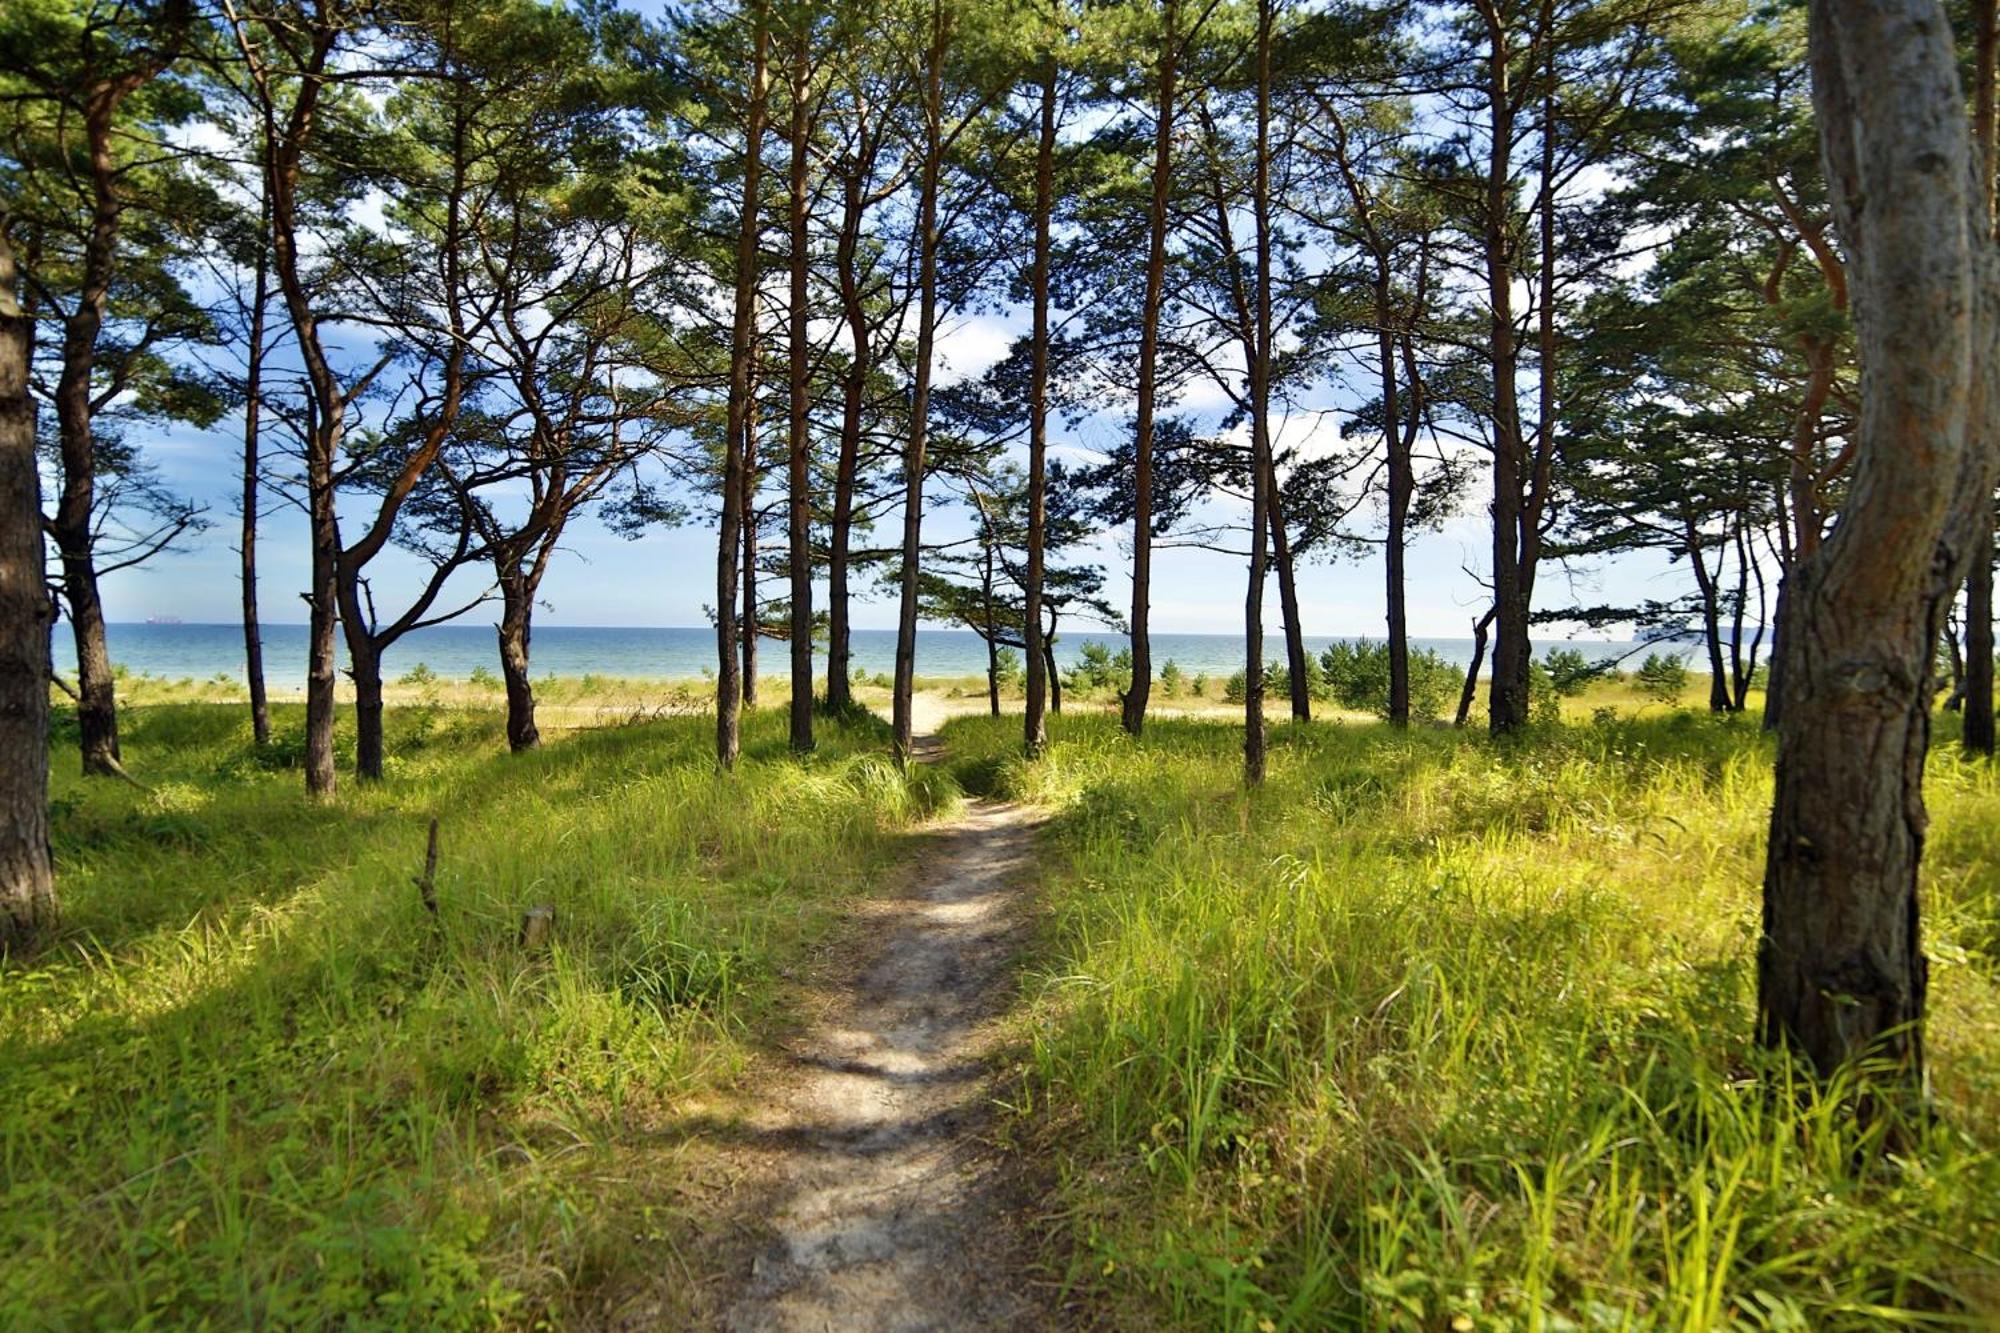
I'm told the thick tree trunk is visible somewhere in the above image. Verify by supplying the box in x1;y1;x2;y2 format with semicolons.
346;629;385;783
1122;0;1178;738
1760;0;1990;1088
498;577;539;753
304;465;340;797
0;235;55;949
892;3;947;765
1024;58;1056;756
716;7;770;770
786;24;815;752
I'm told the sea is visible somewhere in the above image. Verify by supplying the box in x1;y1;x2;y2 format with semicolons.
71;622;1679;690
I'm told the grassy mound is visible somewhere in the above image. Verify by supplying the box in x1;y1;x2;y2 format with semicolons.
944;710;2000;1329
2;702;955;1327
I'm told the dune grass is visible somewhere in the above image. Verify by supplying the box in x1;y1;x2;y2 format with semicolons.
942;708;2000;1330
2;700;955;1327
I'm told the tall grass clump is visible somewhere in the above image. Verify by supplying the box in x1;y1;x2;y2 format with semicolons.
946;711;2000;1329
1;702;955;1326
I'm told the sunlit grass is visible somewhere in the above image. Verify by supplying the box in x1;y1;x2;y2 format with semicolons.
945;708;2000;1330
3;700;956;1326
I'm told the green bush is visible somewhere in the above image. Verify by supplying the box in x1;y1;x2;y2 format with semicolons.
1064;642;1133;695
1158;659;1184;697
1318;640;1459;720
1541;646;1606;696
1636;651;1691;704
993;647;1024;689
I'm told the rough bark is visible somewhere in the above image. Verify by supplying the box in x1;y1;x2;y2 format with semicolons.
717;5;770;770
0;229;55;949
497;577;539;753
1759;0;1990;1087
1122;0;1178;738
347;633;384;781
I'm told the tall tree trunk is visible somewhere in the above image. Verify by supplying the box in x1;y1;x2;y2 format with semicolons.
1122;0;1178;738
1024;54;1056;756
786;22;815;751
1243;0;1273;786
1482;18;1530;735
1379;273;1413;727
304;444;340;797
0;230;55;949
717;5;770;770
497;573;539;753
254;30;347;800
892;2;947;765
1760;0;1990;1088
827;123;874;718
241;188;271;748
50;93;130;778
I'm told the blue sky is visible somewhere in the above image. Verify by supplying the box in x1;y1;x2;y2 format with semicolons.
107;307;1678;642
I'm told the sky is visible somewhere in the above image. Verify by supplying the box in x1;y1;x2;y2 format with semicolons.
105;307;1682;643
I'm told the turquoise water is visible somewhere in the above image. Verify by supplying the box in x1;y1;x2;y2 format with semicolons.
74;623;1671;690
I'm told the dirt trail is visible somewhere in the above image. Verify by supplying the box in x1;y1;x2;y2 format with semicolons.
718;745;1055;1331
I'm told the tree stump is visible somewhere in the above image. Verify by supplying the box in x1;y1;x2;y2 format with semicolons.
519;904;555;952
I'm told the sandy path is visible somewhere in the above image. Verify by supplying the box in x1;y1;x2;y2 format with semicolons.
718;792;1054;1332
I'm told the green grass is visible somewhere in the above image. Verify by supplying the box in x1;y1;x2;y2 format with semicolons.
3;700;956;1327
943;709;2000;1330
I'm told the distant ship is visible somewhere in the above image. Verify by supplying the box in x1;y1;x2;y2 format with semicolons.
145;615;184;626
